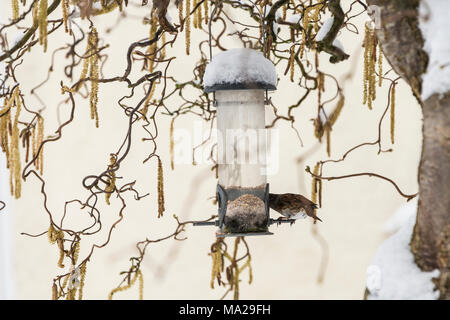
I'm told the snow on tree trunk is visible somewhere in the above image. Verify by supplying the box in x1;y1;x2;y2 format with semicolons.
366;0;449;299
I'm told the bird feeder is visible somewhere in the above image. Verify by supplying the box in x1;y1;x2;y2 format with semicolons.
192;1;296;237
195;48;278;237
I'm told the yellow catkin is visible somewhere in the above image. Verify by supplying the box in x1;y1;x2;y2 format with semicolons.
185;0;191;55
48;224;58;244
74;37;91;92
72;241;80;264
301;7;311;58
170;118;175;170
56;229;65;268
32;1;39;24
37;116;44;174
138;271;144;300
38;0;48;52
105;156;116;205
311;162;319;205
328;95;345;127
61;273;69;291
210;240;223;289
325;126;331;157
66;288;76;300
89;28;99;127
108;270;140;300
61;0;70;34
203;0;208;25
93;0;119;16
78;262;87;300
314;5;322;33
378;44;383;87
31;125;36;164
363;23;369;105
363;23;377;109
178;0;183;25
10;87;21;199
198;0;203;29
193;0;198;29
289;47;295;82
12;0;19;20
52;283;58;300
0;99;11;163
370;39;377;104
161;32;166;60
157;158;165;218
282;4;287;20
390;84;396;145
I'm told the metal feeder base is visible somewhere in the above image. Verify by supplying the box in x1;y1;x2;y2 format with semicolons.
216;231;274;238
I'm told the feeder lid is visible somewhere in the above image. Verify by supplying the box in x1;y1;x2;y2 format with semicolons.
203;48;277;93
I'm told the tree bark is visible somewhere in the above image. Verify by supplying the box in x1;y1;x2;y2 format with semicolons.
366;0;449;299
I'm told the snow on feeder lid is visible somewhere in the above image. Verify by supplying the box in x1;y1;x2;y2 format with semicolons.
203;48;277;93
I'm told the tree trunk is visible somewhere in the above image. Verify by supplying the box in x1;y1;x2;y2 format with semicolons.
366;0;449;298
411;92;450;299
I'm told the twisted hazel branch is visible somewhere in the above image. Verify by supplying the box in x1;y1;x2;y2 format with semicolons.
305;166;417;201
0;0;62;62
316;0;349;63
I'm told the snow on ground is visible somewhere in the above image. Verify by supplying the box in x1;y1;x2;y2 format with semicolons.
419;0;450;101
383;198;417;235
203;48;277;88
367;201;440;300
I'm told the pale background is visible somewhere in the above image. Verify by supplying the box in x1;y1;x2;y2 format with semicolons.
0;1;422;299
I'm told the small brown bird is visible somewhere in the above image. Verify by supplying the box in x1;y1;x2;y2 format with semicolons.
268;193;322;222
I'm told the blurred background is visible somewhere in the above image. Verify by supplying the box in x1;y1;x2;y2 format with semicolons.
0;1;422;299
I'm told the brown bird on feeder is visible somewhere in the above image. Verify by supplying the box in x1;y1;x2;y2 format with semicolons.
268;193;322;222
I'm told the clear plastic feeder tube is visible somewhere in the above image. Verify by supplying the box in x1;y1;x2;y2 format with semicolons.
216;89;268;233
216;89;267;188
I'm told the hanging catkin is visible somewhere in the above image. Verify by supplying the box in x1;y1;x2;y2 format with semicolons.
325;126;331;157
0;98;11;162
363;23;377;109
203;0;208;25
193;0;198;29
289;46;295;82
311;162;320;207
178;0;183;25
38;0;48;52
12;0;19;20
105;155;116;205
36;116;44;174
61;0;70;34
185;0;191;55
328;95;345;127
138;271;144;300
10;87;22;199
88;28;99;127
78;262;87;300
390;84;396;144
161;32;166;60
301;7;312;58
157;158;165;218
378;44;383;87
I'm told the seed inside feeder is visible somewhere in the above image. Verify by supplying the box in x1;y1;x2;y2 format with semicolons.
224;193;267;233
